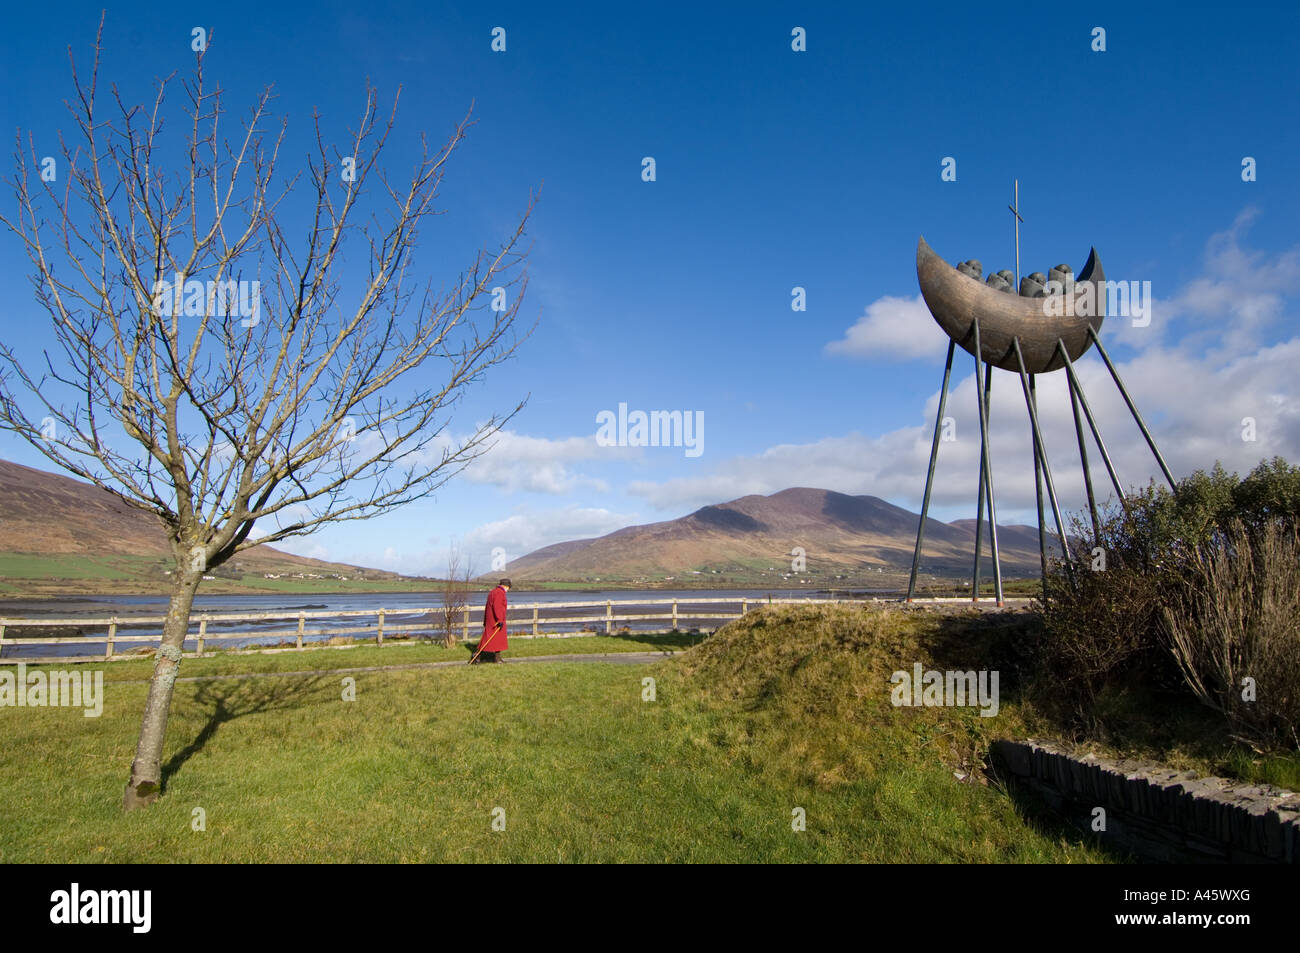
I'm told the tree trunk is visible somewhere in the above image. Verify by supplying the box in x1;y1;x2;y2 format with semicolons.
122;567;204;811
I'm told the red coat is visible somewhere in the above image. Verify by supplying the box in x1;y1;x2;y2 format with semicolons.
479;586;508;651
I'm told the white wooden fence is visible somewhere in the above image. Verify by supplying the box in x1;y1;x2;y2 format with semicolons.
0;596;854;663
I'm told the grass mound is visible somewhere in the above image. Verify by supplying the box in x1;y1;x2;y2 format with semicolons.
674;604;1031;791
662;603;1105;861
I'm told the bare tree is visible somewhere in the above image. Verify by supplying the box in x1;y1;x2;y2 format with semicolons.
0;21;535;810
439;549;475;647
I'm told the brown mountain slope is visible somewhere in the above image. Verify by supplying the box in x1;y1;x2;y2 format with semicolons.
949;518;1055;555
0;458;396;579
505;487;1052;582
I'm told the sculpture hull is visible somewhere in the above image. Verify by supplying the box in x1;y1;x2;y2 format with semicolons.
916;236;1105;373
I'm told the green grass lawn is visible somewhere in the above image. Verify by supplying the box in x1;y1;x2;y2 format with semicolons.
0;607;1112;863
0;551;444;596
0;552;157;581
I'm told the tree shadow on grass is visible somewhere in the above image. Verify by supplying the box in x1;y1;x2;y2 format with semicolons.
161;674;331;792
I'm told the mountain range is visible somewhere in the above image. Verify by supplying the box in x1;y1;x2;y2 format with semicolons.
503;487;1049;585
1;460;1049;594
0;459;410;594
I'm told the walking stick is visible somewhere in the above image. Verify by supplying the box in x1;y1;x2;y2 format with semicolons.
468;622;502;665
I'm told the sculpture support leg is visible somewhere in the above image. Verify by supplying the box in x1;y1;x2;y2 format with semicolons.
972;453;984;598
972;319;1003;605
1013;339;1072;574
1057;339;1126;506
1068;370;1102;543
971;364;992;600
1086;326;1177;492
1030;374;1047;597
907;339;956;601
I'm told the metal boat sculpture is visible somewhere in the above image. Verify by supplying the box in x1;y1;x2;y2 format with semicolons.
905;230;1175;608
916;236;1105;374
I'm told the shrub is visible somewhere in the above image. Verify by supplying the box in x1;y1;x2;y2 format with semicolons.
1036;457;1300;747
1033;501;1180;729
1161;519;1300;750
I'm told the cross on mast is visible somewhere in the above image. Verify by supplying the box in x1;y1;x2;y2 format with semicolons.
1008;179;1024;287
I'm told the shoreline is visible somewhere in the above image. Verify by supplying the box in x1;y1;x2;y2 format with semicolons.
0;578;1040;602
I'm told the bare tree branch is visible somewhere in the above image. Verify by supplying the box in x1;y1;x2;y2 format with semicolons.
0;18;537;809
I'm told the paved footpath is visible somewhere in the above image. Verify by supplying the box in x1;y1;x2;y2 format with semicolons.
119;651;679;684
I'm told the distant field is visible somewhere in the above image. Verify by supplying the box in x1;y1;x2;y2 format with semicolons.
0;551;441;597
0;553;164;592
0;552;150;579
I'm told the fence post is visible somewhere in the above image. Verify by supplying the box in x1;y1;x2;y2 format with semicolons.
463;606;470;641
106;618;117;659
533;606;539;637
296;613;305;650
377;609;385;647
672;600;678;631
606;601;612;634
197;616;208;657
741;599;747;618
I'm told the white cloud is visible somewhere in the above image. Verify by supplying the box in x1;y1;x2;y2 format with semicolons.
1107;207;1300;355
462;432;609;493
824;293;949;360
461;504;642;567
1181;208;1300;335
423;428;639;495
296;543;331;562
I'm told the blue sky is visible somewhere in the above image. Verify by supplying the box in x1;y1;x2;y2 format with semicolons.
2;1;1298;576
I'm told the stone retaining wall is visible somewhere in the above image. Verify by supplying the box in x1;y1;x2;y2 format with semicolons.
988;740;1300;863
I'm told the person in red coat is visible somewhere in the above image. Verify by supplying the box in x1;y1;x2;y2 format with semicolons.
472;579;511;664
